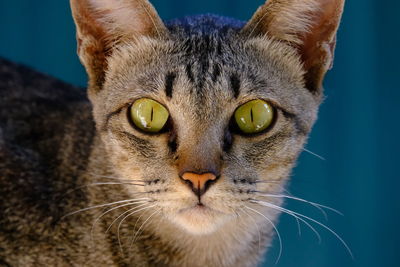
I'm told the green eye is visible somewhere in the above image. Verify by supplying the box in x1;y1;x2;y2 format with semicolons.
130;98;169;133
234;100;274;134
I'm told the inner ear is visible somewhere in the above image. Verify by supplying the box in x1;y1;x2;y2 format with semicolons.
70;0;168;93
242;0;345;94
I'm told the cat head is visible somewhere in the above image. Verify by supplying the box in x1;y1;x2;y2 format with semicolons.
70;0;344;235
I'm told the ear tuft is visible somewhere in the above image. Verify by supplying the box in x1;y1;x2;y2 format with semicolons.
70;0;167;92
243;0;345;94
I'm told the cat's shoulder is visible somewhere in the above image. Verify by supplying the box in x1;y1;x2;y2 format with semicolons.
0;58;94;236
0;57;92;153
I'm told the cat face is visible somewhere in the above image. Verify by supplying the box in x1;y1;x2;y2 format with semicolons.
91;34;316;234
70;0;344;234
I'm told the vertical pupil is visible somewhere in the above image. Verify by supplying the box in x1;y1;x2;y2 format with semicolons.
250;107;253;123
150;106;154;122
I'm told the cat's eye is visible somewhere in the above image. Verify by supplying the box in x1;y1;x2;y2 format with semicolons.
129;98;169;133
234;99;274;134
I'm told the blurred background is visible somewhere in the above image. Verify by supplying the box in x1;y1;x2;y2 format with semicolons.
0;1;398;266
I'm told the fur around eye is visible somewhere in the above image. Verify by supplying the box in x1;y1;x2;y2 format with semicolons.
129;98;169;133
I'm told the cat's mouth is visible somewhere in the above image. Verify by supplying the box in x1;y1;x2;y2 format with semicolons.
169;203;230;235
178;202;213;215
182;202;212;212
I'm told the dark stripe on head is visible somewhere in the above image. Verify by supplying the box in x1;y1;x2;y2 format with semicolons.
168;129;178;154
216;40;223;55
212;64;221;83
223;130;233;152
165;72;176;98
185;64;195;83
198;42;210;92
183;38;193;54
230;74;241;98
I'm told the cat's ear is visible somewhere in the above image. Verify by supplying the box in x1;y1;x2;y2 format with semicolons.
70;0;167;92
242;0;345;94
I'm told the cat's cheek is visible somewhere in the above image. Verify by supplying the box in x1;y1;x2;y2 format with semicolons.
99;134;149;186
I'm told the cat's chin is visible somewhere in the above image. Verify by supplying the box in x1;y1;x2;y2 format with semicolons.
170;204;230;235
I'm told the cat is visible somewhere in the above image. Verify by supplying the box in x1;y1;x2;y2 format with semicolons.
0;0;345;266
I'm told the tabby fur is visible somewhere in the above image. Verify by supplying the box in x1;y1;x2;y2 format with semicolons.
0;0;345;266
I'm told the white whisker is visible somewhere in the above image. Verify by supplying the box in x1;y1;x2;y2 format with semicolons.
117;204;157;253
61;198;151;219
253;180;291;193
87;182;145;186
130;208;161;247
303;148;326;161
254;192;344;219
64;182;146;196
88;172;144;183
251;200;354;259
245;206;283;265
251;200;321;243
241;207;262;252
90;201;150;241
105;202;151;234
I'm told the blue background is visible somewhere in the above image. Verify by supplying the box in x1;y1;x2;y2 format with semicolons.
1;1;398;266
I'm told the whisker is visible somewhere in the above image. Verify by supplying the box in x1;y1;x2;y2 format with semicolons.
251;199;321;243
232;206;241;219
88;173;144;183
128;203;160;246
105;202;151;234
132;208;147;237
245;205;283;265
90;201;150;241
254;179;285;183
95;178;145;183
251;200;354;259
130;208;161;247
87;182;145;186
241;207;262;252
61;198;151;219
253;181;292;195
303;148;326;161
296;215;302;236
63;182;146;197
254;191;344;219
117;204;157;253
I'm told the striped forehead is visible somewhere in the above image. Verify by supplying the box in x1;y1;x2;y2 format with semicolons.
162;34;247;101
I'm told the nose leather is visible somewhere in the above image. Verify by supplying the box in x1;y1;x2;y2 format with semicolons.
181;172;217;192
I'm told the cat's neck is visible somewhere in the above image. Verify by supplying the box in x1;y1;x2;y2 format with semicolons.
144;215;269;267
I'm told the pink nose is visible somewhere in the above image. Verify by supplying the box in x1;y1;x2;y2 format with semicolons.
180;172;218;196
